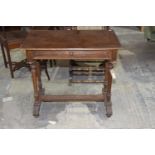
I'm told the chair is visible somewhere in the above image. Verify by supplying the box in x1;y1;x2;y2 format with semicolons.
0;28;50;80
69;26;110;84
0;29;28;78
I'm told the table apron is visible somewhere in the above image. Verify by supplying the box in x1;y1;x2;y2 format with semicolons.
27;50;115;60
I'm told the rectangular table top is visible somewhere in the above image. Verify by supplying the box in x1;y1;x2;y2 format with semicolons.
21;30;121;51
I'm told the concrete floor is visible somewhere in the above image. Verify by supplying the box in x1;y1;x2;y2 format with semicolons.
0;27;155;128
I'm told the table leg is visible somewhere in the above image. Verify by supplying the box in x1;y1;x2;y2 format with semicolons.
30;61;42;117
103;61;113;117
36;61;44;95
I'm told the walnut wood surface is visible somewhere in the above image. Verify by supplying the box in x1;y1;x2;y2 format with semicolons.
21;30;121;117
41;95;104;102
21;30;121;50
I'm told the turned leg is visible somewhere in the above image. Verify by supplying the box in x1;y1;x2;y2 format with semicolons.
30;61;42;117
103;61;113;117
36;61;44;95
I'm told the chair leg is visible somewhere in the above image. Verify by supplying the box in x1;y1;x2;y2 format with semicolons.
49;60;56;67
69;60;105;83
53;60;56;66
44;60;50;80
45;66;50;81
40;60;50;80
5;46;14;78
1;44;8;68
49;60;53;67
49;60;57;67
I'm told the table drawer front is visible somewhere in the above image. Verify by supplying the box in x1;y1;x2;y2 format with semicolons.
32;50;111;60
33;51;69;57
72;51;111;59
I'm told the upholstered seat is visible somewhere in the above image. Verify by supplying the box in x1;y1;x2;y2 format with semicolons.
10;48;26;62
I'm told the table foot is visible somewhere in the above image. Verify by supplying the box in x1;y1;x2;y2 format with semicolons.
105;102;112;117
33;104;41;117
106;112;112;117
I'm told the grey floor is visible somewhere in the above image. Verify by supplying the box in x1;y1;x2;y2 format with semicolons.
0;27;155;128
